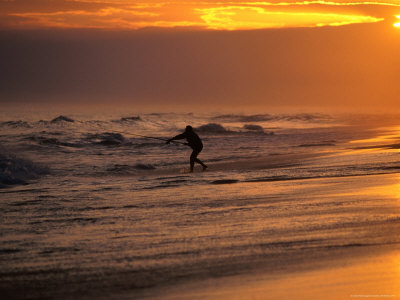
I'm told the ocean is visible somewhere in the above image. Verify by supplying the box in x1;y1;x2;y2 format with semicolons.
1;110;400;299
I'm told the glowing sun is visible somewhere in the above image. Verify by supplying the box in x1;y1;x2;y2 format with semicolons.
394;15;400;27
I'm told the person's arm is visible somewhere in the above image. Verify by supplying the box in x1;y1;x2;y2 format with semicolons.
166;133;186;144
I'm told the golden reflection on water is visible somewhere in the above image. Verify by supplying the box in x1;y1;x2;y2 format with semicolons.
327;174;400;199
349;126;400;144
362;179;400;198
158;249;400;300
346;125;400;153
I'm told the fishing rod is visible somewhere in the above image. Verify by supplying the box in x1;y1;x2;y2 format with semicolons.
112;130;187;145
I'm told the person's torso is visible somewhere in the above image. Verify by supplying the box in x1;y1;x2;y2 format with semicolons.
186;132;203;149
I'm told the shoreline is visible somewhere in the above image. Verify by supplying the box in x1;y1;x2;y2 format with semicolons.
115;242;400;300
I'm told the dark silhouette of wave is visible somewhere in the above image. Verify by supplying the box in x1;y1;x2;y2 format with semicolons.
25;136;77;147
117;116;142;122
243;124;264;132
298;143;335;147
196;123;273;135
50;115;75;123
213;114;273;122
213;113;331;123
0;120;31;128
0;152;49;188
85;132;126;146
211;179;239;184
196;123;228;133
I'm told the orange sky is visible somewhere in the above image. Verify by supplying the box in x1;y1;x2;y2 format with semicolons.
1;0;400;30
0;1;400;111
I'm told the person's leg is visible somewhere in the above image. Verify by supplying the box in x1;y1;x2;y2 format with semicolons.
194;157;207;170
190;150;199;172
190;149;207;172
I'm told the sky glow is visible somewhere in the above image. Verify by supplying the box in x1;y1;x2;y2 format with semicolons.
1;0;398;30
394;15;400;27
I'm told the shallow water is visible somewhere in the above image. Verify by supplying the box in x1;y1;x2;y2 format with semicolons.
1;111;400;298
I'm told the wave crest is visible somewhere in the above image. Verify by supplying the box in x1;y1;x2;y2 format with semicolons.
196;123;227;133
196;123;273;135
50;115;75;123
1;121;31;128
243;124;264;132
0;152;49;188
86;132;126;146
214;114;273;122
119;116;141;122
213;113;331;123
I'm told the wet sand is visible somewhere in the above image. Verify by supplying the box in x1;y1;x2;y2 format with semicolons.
117;173;400;300
138;152;333;176
138;244;400;300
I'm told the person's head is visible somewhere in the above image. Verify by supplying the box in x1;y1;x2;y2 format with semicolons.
185;125;193;133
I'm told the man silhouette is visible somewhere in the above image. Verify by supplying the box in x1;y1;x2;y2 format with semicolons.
167;125;208;172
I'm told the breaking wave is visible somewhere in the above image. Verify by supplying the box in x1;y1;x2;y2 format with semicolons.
0;120;31;128
243;124;264;132
85;132;126;146
196;123;273;135
24;135;78;148
115;116;142;123
0;152;49;188
50;115;75;123
213;114;274;122
213;113;331;123
196;123;228;133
